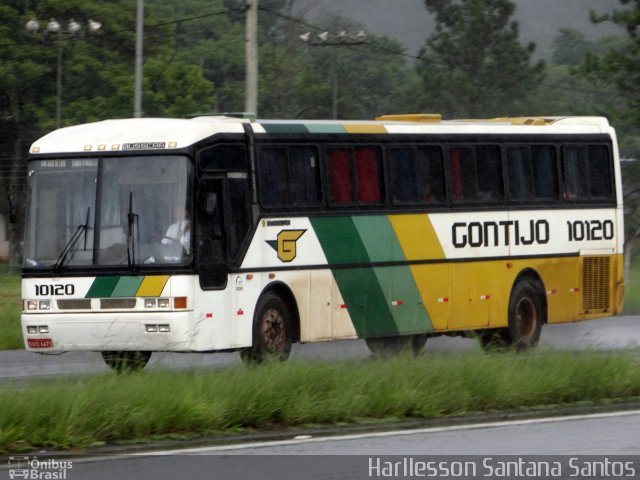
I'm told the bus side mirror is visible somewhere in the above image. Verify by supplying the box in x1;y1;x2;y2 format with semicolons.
8;193;17;224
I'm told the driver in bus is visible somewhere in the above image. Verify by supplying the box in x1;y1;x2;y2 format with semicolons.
161;203;190;253
144;203;190;264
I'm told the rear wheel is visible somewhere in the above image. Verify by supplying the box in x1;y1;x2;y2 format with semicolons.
365;334;427;357
479;279;544;353
240;293;292;364
507;279;543;351
101;351;151;373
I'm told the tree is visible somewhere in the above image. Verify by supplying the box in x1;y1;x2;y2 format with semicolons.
417;0;545;118
581;0;640;157
552;28;593;66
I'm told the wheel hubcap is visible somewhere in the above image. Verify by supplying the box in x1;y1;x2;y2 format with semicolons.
515;297;536;339
261;308;285;351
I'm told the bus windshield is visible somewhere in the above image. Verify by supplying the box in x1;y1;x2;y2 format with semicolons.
24;156;192;270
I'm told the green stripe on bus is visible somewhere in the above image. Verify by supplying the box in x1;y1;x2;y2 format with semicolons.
310;216;398;338
310;216;371;264
111;276;144;297
85;276;119;298
333;268;399;337
352;216;433;334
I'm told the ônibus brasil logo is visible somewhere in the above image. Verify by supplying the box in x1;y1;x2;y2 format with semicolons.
8;457;73;480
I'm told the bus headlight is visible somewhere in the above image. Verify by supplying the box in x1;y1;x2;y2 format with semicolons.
144;298;156;309
25;300;51;311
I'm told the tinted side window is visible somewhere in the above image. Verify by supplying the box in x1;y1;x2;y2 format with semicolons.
355;147;382;204
289;146;321;206
390;146;444;204
507;145;558;201
327;147;352;204
259;147;288;206
450;145;502;202
326;146;383;205
258;146;321;207
563;145;613;200
199;144;247;171
589;146;613;198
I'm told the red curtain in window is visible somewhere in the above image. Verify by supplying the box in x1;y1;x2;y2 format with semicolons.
355;147;381;203
328;148;351;204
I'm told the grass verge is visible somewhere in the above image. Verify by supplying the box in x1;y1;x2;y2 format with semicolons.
1;350;639;453
0;270;22;350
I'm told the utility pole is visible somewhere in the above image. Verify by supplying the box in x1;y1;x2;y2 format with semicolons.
244;0;258;115
134;0;144;117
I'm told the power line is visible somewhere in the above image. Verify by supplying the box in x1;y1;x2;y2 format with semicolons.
257;5;421;60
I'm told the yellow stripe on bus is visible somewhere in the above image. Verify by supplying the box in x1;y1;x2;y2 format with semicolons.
136;275;170;297
343;124;388;134
388;214;445;260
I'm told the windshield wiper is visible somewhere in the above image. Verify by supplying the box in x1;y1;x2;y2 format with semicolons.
126;191;140;271
54;207;91;272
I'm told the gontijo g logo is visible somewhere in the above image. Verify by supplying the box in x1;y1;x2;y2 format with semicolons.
266;229;306;262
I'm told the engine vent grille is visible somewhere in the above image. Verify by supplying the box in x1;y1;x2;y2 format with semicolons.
582;256;610;312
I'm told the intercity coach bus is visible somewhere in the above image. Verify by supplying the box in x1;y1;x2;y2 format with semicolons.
22;114;624;370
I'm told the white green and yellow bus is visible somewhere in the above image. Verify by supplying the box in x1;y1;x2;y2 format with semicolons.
22;114;624;370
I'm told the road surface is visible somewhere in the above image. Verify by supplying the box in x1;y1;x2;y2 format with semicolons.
3;410;638;480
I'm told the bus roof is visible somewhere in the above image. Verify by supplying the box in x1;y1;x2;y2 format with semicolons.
29;115;613;155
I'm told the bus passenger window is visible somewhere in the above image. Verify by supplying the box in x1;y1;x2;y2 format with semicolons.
355;147;382;204
476;146;503;201
507;147;533;199
532;146;558;199
417;147;445;203
289;146;321;206
390;147;444;204
589;146;612;198
259;147;288;206
390;148;416;203
327;148;352;204
563;146;589;200
451;147;478;201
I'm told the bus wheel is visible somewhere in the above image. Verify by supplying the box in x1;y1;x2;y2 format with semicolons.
506;280;543;351
365;334;426;357
101;351;151;373
240;293;292;364
478;329;510;352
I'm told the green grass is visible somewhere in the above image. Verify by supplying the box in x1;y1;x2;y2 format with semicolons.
0;269;22;350
1;351;639;452
623;256;640;314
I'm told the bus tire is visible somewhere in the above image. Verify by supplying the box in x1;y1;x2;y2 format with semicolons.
101;351;151;373
506;279;544;351
365;334;427;357
240;293;292;364
478;328;510;352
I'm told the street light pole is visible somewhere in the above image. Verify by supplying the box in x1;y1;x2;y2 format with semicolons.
26;18;102;129
245;0;259;115
134;0;144;118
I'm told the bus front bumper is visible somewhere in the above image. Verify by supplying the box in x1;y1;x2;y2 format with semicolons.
21;311;196;352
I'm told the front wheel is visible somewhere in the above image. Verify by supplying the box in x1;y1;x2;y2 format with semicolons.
240;293;293;364
101;351;151;373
